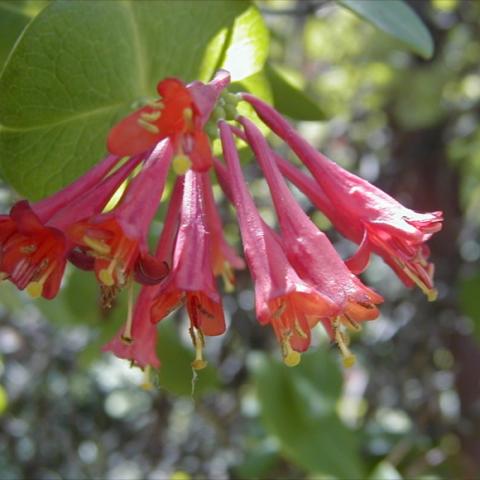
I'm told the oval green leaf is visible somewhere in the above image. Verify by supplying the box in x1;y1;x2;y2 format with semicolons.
338;0;434;59
0;0;268;199
251;349;364;477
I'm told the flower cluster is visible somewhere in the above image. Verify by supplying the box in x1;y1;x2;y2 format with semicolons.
0;70;443;373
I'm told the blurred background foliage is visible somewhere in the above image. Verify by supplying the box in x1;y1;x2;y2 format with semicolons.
1;0;480;478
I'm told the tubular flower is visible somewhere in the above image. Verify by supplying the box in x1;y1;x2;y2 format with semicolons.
219;121;337;366
0;153;143;299
107;71;230;174
103;178;185;369
150;170;226;370
237;117;383;365
68;139;173;292
242;93;443;301
275;156;437;293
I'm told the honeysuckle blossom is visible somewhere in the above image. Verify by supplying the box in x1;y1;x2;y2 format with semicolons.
242;93;443;301
150;170;226;369
219;121;337;366
68;139;173;290
107;71;230;175
237;116;383;365
103;178;185;371
0;152;144;298
2;69;444;374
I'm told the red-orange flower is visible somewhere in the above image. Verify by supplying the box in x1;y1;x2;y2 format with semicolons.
68;140;173;289
150;170;226;369
107;71;231;173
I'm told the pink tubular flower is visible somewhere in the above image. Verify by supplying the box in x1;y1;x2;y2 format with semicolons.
0;153;144;299
103;178;185;371
219;120;338;366
68;139;173;291
238;117;383;365
150;170;226;370
242;93;443;301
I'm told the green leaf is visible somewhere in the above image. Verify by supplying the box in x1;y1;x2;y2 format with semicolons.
265;63;326;121
0;0;268;199
156;322;219;397
337;0;434;59
0;1;31;68
251;349;363;477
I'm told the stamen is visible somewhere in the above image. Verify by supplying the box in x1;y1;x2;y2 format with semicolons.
140;365;154;390
137;118;160;134
147;99;164;110
281;336;301;367
333;318;356;368
189;326;207;370
294;320;308;339
121;282;134;344
172;154;191;175
273;302;286;319
342;315;362;332
20;244;37;254
0;272;8;282
399;261;438;301
25;262;56;299
99;259;117;287
221;262;235;293
83;235;111;255
140;111;161;122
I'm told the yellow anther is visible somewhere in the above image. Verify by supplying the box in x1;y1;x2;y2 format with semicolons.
25;263;56;299
190;326;207;370
26;281;43;299
281;337;301;367
284;350;301;367
99;267;115;287
140;111;161;122
173;155;191;175
183;107;193;122
427;288;438;302
83;235;111;255
140;365;154;390
343;354;356;368
137;118;160;134
0;272;8;282
334;318;356;369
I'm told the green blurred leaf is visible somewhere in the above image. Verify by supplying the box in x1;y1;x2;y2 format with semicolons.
156;322;219;396
337;0;434;59
251;349;363;478
234;439;280;479
0;0;268;199
459;273;480;341
265;63;326;121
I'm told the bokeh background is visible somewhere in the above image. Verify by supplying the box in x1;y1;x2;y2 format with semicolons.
1;0;480;478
